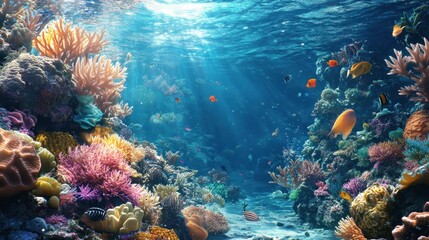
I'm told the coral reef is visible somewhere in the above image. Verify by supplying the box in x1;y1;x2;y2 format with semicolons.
0;128;40;198
182;205;229;234
350;183;392;238
335;216;366;240
88;133;144;163
0;54;75;123
72;95;103;129
135;226;180;240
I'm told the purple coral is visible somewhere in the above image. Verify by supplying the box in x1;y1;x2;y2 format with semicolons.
45;215;68;225
342;177;367;198
57;143;142;205
369;117;394;137
74;185;102;202
7;110;37;137
368;141;404;168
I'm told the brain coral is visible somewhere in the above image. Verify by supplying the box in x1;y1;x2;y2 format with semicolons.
350;183;392;239
0;128;41;198
0;54;75;123
36;132;78;159
404;110;429;140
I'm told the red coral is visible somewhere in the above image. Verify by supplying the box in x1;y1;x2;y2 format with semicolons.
368;141;404;167
57;143;142;205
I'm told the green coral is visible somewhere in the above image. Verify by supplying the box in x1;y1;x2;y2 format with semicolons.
389;128;404;141
288;188;300;201
404;137;429;164
209;182;227;199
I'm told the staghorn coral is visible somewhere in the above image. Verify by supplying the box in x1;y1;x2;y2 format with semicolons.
165;150;180;165
36;131;78;159
0;128;40;198
268;160;302;190
153;184;179;201
139;187;161;225
403;109;429;140
392;201;429;240
385;37;429;102
182;206;229;234
33;17;107;64
57;143;142;205
72;55;132;118
81;202;143;234
88;134;144;163
350;183;392;238
335;216;366;240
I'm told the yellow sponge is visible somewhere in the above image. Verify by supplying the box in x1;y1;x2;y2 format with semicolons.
32;176;61;197
82;202;143;234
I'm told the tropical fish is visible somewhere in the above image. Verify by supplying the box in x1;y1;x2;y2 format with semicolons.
243;203;260;221
339;191;352;203
284;74;292;84
272;127;279;137
328;109;356;140
327;60;338;67
126;52;132;62
347;61;372;79
243;210;260;221
379;93;389;106
209;95;217;102
306;78;316;88
84;207;107;221
175;97;181;103
392;25;405;37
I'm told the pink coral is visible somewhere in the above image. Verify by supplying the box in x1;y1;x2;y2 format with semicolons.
45;215;68;225
342;177;367;198
314;181;329;197
57;143;142;205
368;141;404;168
385;38;429;102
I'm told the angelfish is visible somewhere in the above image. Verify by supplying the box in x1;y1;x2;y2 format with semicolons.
328;109;356;140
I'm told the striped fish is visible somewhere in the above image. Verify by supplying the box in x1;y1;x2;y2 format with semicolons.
85;207;107;221
243;210;260;221
379;93;389;106
284;74;292;84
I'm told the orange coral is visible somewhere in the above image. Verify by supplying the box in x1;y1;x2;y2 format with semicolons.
396;165;429;192
182;206;229;234
134;226;179;240
33;17;107;64
186;216;208;240
72;55;132;118
403;110;429;140
88;134;144;163
335;216;366;240
0;128;41;198
36;131;78;159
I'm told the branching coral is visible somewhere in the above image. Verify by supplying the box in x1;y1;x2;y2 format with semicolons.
268;160;301;189
335;216;366;240
139;187;161;225
88;134;144;163
72;55;132;118
368;141;404;167
33;17;107;64
57;143;142;205
0;0;30;28
342;177;367;198
385;37;429;102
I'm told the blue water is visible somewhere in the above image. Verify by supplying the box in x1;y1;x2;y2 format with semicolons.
63;0;419;174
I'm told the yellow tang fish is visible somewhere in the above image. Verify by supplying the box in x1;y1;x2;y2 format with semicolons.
347;61;372;79
339;191;352;203
392;25;405;37
329;109;356;140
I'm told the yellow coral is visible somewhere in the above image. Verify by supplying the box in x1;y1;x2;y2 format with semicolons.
153;184;179;200
89;134;144;163
36;132;78;159
350;183;391;239
81;125;113;143
139;187;161;225
82;202;143;234
32;176;61;197
396;167;429;193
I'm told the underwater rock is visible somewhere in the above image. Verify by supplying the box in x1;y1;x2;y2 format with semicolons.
25;217;48;234
0;54;76;124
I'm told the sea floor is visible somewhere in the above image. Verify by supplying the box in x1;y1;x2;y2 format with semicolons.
207;176;336;240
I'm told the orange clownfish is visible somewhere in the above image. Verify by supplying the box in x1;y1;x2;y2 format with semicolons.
392;24;405;37
175;97;181;103
306;79;316;88
328;109;356;140
209;95;217;102
327;60;338;67
339;191;352;203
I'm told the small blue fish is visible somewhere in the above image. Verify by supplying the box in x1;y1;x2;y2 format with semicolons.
85;207;107;221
